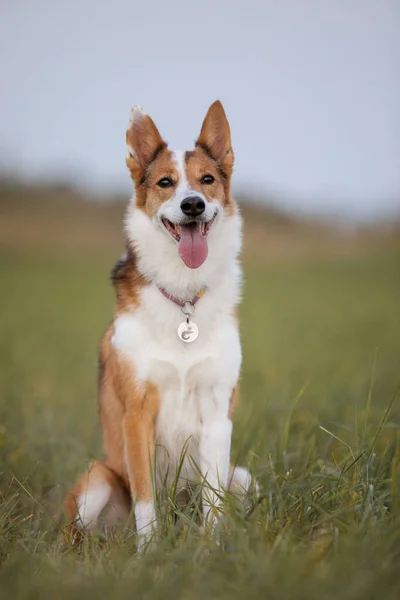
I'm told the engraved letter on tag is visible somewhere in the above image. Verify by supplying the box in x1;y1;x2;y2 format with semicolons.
177;320;199;343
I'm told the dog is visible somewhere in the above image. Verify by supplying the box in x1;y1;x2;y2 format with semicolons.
65;100;255;549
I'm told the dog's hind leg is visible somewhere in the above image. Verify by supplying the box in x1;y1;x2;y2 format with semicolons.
65;460;131;537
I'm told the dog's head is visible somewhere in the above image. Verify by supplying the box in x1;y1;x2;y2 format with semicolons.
125;101;241;289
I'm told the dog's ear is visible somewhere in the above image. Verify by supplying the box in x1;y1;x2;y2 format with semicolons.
196;100;234;177
126;106;167;181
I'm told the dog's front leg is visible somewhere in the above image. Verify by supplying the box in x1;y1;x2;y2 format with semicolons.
199;387;233;526
123;383;159;552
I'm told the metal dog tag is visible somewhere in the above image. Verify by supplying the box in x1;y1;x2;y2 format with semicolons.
177;319;199;343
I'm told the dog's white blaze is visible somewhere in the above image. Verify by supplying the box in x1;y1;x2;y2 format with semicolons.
77;483;111;529
164;150;193;217
172;149;189;191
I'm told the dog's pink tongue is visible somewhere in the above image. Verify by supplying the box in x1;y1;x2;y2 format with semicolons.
178;224;208;269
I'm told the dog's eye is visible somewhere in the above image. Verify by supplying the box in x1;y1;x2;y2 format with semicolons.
157;177;173;188
201;174;215;185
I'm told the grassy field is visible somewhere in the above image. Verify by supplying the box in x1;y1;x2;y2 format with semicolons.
0;185;400;599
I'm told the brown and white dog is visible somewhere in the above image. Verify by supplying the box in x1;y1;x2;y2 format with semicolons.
65;101;254;549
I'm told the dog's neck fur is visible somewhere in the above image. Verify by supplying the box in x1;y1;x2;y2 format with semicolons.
124;200;242;302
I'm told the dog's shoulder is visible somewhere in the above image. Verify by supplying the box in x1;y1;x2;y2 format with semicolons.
110;249;149;311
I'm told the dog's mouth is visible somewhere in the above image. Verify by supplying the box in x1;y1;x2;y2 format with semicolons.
162;212;217;269
162;214;217;242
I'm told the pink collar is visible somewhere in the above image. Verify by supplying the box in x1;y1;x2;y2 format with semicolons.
157;286;207;308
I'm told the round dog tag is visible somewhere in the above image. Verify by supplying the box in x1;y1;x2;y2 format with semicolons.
177;320;199;343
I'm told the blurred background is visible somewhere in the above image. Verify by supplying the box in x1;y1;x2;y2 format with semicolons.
0;0;400;572
1;0;400;220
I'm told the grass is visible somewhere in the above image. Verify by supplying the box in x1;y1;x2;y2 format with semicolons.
0;186;400;599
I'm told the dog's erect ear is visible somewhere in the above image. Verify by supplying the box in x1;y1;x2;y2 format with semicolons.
126;106;166;180
196;100;234;176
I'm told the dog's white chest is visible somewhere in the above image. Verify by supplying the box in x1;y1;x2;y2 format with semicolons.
113;285;241;385
112;284;241;484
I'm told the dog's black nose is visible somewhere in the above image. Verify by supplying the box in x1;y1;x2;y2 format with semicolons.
180;196;206;217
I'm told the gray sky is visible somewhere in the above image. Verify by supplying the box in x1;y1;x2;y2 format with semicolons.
1;0;399;219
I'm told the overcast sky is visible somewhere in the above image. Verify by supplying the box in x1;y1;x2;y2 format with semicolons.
1;0;399;219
